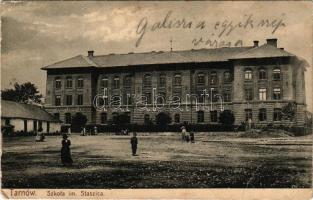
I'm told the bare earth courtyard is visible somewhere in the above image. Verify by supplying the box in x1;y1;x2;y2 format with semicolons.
2;133;312;188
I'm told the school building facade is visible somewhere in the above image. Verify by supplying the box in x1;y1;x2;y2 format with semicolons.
42;38;307;127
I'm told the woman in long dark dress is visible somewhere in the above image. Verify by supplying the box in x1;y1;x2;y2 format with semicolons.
61;134;73;166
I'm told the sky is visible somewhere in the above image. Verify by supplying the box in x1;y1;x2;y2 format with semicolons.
1;1;312;111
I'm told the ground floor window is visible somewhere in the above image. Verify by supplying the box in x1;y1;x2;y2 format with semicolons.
144;114;150;125
101;112;107;124
273;108;282;121
197;111;204;123
210;111;218;122
174;114;180;123
259;108;267;121
245;109;252;121
65;113;71;124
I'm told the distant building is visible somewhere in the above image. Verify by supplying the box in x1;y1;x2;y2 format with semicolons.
42;38;308;126
1;100;61;133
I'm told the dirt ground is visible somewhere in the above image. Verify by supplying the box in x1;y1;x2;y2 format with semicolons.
1;133;312;188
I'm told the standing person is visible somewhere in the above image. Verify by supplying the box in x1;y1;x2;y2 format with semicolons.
67;127;71;135
181;126;186;142
61;134;73;166
130;132;138;156
190;132;195;143
94;126;98;135
81;127;86;136
36;128;43;142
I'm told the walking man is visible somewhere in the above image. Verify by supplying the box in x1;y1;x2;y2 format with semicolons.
130;132;138;156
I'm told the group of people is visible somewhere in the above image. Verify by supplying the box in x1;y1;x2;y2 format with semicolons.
79;126;98;136
181;126;195;143
35;128;45;142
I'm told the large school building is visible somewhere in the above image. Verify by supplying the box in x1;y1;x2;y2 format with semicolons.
42;38;307;126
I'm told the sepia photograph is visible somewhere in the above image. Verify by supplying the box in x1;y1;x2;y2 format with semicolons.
1;1;312;199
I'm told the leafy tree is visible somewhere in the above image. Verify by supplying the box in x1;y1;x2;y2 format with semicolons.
71;113;87;132
156;112;172;129
1;82;42;104
281;102;296;120
219;110;235;126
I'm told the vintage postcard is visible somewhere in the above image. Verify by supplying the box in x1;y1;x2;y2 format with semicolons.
1;1;312;199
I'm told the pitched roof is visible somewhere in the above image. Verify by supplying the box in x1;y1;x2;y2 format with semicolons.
42;55;98;69
1;100;61;122
42;44;295;70
230;44;295;60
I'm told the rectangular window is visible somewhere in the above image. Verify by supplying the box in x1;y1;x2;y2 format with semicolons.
209;72;218;85
197;111;204;123
174;74;181;86
65;113;71;124
55;79;61;89
259;88;267;101
77;94;83;105
259;108;267;121
5;119;10;126
223;89;231;102
197;73;205;85
210;88;218;102
210;111;218;122
259;69;267;80
66;78;72;88
273;108;282;121
101;113;107;124
244;70;252;80
245;88;253;101
159;74;166;87
77;78;84;88
113;77;120;89
273;88;281;100
55;95;61;106
145;92;152;104
66;95;72;105
245;109;252;121
54;113;60;120
101;78;108;88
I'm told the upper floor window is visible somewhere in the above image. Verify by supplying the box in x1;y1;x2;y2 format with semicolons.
55;95;61;106
245;88;253;101
210;88;218;102
273;68;281;80
259;68;267;80
101;77;108;88
197;73;205;85
209;71;218;85
259;108;267;121
244;69;252;80
159;74;166;88
173;74;181;86
223;88;231;102
273;88;281;100
66;77;72;88
77;77;84;88
224;71;231;82
55;77;62;89
157;92;166;104
113;76;120;89
259;88;267;101
66;95;72;105
124;75;132;87
77;94;83;105
143;74;152;87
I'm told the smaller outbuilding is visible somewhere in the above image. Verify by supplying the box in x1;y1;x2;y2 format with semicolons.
1;100;61;135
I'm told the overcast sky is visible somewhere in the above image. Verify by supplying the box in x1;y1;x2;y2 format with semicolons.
1;1;312;111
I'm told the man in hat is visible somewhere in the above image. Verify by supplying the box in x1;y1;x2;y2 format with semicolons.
130;132;138;156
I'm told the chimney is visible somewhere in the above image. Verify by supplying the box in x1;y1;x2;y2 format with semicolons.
253;40;259;47
266;38;277;47
88;50;94;57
